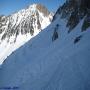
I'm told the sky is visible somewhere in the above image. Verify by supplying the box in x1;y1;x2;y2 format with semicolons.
0;0;66;15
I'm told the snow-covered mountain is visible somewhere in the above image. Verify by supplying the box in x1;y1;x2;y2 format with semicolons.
0;4;52;64
0;0;90;90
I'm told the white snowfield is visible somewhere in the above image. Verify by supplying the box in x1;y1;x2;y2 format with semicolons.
0;13;90;90
0;4;52;64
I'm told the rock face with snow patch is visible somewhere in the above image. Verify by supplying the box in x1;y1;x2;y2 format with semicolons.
53;0;90;32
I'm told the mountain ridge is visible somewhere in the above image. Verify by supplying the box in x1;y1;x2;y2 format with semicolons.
0;3;52;64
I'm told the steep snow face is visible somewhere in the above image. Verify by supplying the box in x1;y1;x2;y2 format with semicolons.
0;4;52;64
0;16;90;90
0;0;90;90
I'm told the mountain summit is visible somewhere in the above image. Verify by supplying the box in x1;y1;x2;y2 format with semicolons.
0;4;52;42
0;4;52;64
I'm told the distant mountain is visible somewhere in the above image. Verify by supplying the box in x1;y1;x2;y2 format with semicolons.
0;4;52;64
0;0;90;90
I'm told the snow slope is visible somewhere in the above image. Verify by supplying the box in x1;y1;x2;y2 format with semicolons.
0;4;52;64
0;0;90;90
